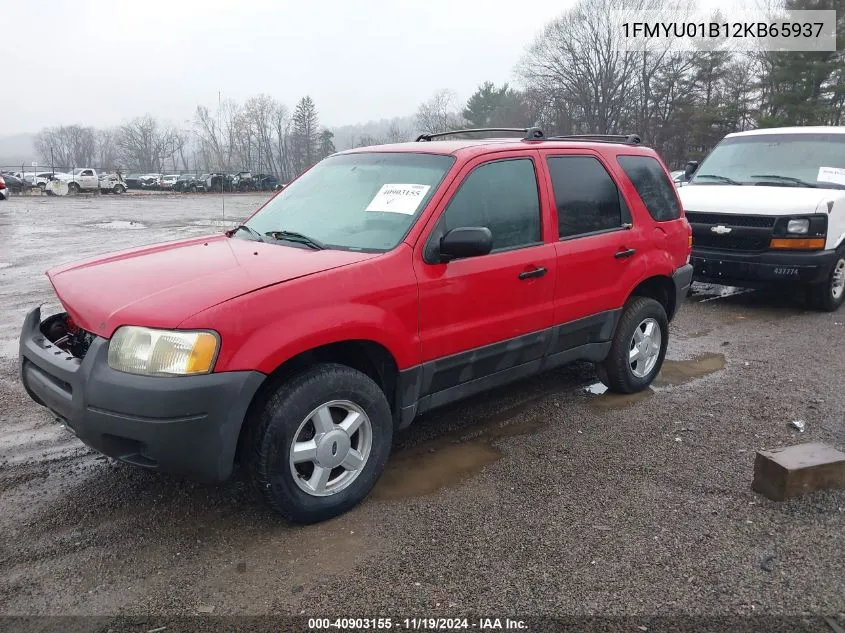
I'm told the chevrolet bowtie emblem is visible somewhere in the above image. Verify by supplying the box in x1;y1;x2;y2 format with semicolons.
711;225;732;235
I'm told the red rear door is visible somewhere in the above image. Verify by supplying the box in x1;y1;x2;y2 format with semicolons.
538;150;649;328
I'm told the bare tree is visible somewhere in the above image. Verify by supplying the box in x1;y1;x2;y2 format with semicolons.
415;89;465;134
117;115;178;173
34;125;97;169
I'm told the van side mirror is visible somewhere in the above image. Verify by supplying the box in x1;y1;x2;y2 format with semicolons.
683;160;699;180
438;227;493;262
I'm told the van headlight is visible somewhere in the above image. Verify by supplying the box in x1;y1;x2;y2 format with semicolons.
787;219;810;234
108;326;219;376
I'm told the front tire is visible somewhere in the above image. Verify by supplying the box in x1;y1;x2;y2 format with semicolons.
67;182;80;195
244;363;393;524
806;250;845;312
597;296;669;393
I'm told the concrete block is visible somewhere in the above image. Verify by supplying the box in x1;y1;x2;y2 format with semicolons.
752;442;845;501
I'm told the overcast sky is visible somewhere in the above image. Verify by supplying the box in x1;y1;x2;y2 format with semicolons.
3;0;583;134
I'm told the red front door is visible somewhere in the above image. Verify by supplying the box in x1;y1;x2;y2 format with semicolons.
413;152;557;392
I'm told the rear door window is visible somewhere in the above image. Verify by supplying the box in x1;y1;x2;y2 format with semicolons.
546;156;630;239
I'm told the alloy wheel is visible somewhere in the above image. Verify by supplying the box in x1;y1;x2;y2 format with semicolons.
629;317;662;378
288;400;373;497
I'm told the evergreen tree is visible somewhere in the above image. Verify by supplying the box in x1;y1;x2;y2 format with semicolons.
462;82;533;128
317;129;336;159
292;96;319;174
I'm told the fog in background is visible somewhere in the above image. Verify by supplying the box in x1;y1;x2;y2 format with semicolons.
2;0;573;134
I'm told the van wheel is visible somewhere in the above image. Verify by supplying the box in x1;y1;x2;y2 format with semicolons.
244;363;393;524
806;250;845;312
597;297;668;393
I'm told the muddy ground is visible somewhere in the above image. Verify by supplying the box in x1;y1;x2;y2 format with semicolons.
0;192;843;629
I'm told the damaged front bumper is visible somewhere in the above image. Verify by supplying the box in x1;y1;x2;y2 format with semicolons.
18;307;264;481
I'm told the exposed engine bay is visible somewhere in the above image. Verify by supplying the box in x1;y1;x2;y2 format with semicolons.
41;312;95;360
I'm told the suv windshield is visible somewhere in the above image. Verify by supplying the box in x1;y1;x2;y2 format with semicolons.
244;152;455;251
689;132;845;189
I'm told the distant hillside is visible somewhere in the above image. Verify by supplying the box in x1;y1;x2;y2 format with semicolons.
0;133;37;167
330;115;417;150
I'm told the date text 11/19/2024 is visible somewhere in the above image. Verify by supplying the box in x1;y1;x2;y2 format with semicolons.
308;617;529;630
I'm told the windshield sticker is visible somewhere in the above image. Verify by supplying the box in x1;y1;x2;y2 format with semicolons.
365;184;431;215
817;167;845;186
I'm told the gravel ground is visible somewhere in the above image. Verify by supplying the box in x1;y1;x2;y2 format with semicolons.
0;192;843;631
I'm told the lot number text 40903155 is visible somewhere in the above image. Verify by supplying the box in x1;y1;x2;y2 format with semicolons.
308;617;529;630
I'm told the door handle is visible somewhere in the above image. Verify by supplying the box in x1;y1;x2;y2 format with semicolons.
614;248;636;259
518;266;547;280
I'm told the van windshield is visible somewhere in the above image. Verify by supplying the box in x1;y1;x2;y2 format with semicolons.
243;152;455;252
689;132;845;189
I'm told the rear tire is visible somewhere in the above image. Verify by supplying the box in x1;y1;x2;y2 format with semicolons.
67;182;80;195
597;297;669;393
243;363;393;524
113;184;125;195
806;250;845;312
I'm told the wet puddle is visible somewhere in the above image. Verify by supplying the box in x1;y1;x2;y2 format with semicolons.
587;387;655;409
373;399;546;500
373;442;502;500
375;353;727;499
654;352;726;387
584;353;726;408
93;220;146;230
680;329;712;339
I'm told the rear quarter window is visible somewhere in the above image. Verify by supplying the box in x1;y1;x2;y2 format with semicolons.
617;155;681;222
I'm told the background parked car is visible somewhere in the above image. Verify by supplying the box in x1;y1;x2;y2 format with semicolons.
0;172;25;194
231;171;255;191
254;173;279;191
205;173;232;192
139;174;160;189
173;175;200;193
159;174;180;190
124;174;143;189
0;174;7;200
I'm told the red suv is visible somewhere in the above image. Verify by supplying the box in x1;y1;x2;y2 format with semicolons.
19;128;692;523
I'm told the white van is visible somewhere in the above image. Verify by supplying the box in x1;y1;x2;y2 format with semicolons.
678;127;845;311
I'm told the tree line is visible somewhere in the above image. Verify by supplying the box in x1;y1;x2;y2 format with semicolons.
414;0;845;168
34;0;845;176
34;95;335;180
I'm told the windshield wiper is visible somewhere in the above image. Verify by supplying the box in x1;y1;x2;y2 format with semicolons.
694;174;744;185
227;224;266;242
265;230;325;250
750;174;817;188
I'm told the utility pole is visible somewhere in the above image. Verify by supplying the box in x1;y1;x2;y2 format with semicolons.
218;90;225;220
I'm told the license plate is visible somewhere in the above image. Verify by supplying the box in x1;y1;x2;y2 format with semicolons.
773;267;799;277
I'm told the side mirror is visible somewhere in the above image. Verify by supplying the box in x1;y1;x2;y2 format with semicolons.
438;227;493;262
683;160;699;180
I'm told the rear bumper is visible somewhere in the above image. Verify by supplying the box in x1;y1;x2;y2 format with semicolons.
18;307;265;481
691;247;838;287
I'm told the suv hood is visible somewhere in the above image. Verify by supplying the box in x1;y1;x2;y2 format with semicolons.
47;235;378;337
679;184;845;216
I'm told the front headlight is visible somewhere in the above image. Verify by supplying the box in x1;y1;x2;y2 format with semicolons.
787;219;810;234
108;326;219;376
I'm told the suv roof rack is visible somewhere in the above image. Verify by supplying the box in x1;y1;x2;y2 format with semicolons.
413;128;642;146
415;127;545;142
545;134;642;145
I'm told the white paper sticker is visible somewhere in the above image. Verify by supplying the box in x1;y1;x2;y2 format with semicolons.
365;184;431;215
817;166;845;185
